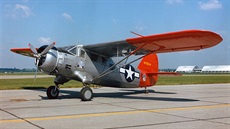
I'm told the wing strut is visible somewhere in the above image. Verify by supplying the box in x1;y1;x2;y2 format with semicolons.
92;42;150;81
93;31;176;82
92;51;153;82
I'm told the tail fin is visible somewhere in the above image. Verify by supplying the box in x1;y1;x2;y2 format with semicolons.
138;53;158;87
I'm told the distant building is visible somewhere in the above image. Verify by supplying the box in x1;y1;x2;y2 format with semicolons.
176;66;200;73
202;65;230;73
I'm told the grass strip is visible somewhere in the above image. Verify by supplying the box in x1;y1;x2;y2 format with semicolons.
156;75;230;85
0;74;229;90
0;78;82;90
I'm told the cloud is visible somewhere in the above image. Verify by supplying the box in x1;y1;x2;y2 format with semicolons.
199;0;222;10
62;13;73;21
3;4;32;18
135;25;145;31
38;37;52;45
14;4;32;17
166;0;183;4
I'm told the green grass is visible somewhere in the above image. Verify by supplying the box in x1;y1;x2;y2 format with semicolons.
156;74;230;85
0;72;45;75
0;77;82;90
0;74;229;90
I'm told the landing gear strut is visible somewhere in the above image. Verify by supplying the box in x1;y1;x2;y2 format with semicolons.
145;87;149;94
80;86;93;101
47;85;59;99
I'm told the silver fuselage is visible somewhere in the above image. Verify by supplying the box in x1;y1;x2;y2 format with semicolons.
38;45;141;88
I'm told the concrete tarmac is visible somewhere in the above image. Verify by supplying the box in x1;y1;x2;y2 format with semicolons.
1;84;230;129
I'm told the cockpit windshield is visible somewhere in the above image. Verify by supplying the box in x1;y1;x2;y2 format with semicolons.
59;45;78;55
68;46;77;55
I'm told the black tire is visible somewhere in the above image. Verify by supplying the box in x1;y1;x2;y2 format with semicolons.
80;87;93;101
47;86;59;99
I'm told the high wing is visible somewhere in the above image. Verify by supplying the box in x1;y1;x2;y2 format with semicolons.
84;30;222;57
11;30;222;58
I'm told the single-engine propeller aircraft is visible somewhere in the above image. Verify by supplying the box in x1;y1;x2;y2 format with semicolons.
11;30;222;101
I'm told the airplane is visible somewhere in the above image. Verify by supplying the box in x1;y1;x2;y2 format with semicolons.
10;30;223;101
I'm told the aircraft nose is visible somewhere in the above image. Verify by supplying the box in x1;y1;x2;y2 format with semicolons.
38;49;58;74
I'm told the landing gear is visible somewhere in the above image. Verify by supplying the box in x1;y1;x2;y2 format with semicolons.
47;85;59;99
80;86;93;101
46;82;93;101
145;87;149;94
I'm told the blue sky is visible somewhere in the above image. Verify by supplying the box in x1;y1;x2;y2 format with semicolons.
1;0;229;69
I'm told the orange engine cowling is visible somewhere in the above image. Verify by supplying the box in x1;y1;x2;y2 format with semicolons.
138;53;158;87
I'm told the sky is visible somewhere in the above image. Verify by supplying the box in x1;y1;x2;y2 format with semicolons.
1;0;229;69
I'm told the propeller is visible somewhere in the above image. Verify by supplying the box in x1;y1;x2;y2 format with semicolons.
29;42;55;59
28;42;56;82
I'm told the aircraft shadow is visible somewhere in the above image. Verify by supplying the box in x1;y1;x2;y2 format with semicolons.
31;88;198;102
23;86;46;89
23;87;198;102
93;91;199;102
120;89;177;94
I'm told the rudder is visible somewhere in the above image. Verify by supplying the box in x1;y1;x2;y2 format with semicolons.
138;53;158;87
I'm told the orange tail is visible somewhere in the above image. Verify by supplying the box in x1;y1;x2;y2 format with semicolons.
138;53;158;87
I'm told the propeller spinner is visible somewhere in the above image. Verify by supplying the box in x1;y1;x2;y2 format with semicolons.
28;42;55;60
28;42;58;80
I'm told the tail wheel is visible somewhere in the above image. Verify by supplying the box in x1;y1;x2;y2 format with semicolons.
80;86;93;101
47;86;59;99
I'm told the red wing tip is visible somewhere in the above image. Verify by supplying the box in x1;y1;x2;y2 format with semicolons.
10;48;31;51
10;48;20;51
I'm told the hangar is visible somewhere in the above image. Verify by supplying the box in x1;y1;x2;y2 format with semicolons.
202;65;230;73
175;66;200;73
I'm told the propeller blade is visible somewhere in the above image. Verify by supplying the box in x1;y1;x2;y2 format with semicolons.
40;42;56;55
28;43;38;54
34;59;39;83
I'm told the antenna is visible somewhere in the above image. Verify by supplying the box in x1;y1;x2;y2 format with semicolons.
130;31;144;37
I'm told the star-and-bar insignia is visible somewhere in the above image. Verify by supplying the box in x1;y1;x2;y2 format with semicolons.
119;65;139;82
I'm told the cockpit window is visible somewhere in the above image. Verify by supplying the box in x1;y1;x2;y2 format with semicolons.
69;47;77;55
80;49;85;58
67;46;77;55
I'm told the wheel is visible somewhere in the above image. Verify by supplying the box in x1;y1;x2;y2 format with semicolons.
80;86;93;101
47;86;59;99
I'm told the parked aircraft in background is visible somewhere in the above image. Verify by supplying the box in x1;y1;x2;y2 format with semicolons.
11;30;222;101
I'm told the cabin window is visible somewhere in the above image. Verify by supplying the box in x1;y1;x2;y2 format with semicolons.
109;63;115;70
90;53;98;62
102;57;107;64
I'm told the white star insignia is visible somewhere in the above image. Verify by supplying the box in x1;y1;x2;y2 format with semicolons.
119;65;140;82
125;66;134;80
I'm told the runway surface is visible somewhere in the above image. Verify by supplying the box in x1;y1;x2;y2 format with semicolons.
1;84;230;129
